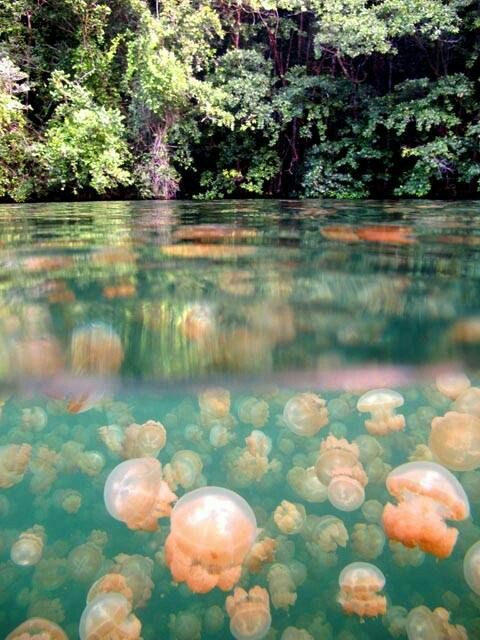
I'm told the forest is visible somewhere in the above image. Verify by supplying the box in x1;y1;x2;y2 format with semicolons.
0;0;479;202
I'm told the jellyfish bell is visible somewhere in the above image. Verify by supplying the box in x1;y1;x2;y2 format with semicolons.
11;525;45;567
356;388;405;435
104;457;177;531
283;393;329;437
435;372;471;400
464;540;480;595
382;461;469;558
405;606;467;640
226;586;271;640
328;475;365;512
165;486;257;593
453;387;480;417
79;593;141;640
429;411;480;471
6;617;68;640
337;562;386;618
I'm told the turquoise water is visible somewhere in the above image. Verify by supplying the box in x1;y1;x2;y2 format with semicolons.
1;200;480;639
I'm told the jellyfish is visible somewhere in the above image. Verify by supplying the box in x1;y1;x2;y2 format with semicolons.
245;431;272;458
337;562;386;618
244;537;278;574
20;407;48;432
464;540;480;594
226;586;271;640
315;436;367;511
383;606;408;638
429;411;480;471
70;322;124;375
121;420;167;459
33;557;69;592
165;486;257;593
87;574;133;605
267;563;297;610
29;446;59;495
436;373;471;400
361;500;383;524
453;386;480;417
98;424;125;456
209;424;233;448
389;540;425;567
225;446;271;488
204;605;225;634
382;461;470;558
111;554;154;609
11;525;45;567
283;393;329;437
351;523;385;560
287;466;328;503
405;606;467;640
280;628;314;640
79;593;142;640
198;388;230;424
68;532;106;583
273;501;306;535
27;598;65;625
301;515;348;566
0;443;31;488
357;388;405;435
104;458;177;531
238;397;270;429
6;618;68;640
78;450;105;477
168;610;202;640
54;489;82;514
164;450;203;491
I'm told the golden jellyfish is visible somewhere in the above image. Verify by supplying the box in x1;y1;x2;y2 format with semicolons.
0;443;31;488
198;387;230;424
27;598;65;625
315;436;367;511
111;554;154;609
121;420;167;459
11;525;45;566
287;467;328;503
104;458;177;531
244;537;278;574
429;411;480;471
267;563;297;610
20;407;48;432
209;424;233;448
337;562;386;618
361;499;383;524
204;605;225;634
351;523;385;560
54;489;82;514
98;424;125;457
273;501;306;535
68;534;105;583
245;431;272;458
389;541;425;567
464;540;480;594
436;373;471;400
226;586;271;640
79;593;141;640
87;574;133;604
453;387;480;417
357;388;405;435
165;486;257;593
382;461;469;558
383;606;408;638
406;606;467;640
6;618;68;640
168;610;202;640
301;515;348;566
283;393;329;437
280;628;314;640
70;322;124;375
164;450;203;491
238;397;270;429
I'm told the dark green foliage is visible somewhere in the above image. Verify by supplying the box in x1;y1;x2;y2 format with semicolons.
0;0;479;201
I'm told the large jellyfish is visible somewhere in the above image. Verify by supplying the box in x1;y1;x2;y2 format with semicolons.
405;606;467;640
165;486;257;593
283;393;329;436
429;411;480;471
79;593;141;640
337;562;386;618
6;618;68;640
104;458;177;531
382;461;470;558
226;586;271;640
357;388;405;435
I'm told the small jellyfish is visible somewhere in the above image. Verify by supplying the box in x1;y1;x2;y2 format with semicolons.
453;386;480;417
273;501;306;535
436;373;471;400
382;461;469;558
351;523;385;560
70;322;124;375
226;586;271;640
0;443;31;488
104;458;177;531
464;540;480;594
267;563;297;610
287;467;328;503
79;593;141;640
238;397;270;429
20;407;48;432
280;628;314;640
6;618;68;640
361;500;383;524
283;393;329;437
389;541;425;567
198;388;231;424
337;562;386;618
68;535;105;583
87;574;133;604
11;525;45;567
406;606;467;640
164;450;203;491
245;431;272;458
165;486;257;593
168;610;202;640
203;606;225;634
209;424;233;448
301;515;348;566
383;606;408;638
111;554;154;609
121;420;167;459
244;538;278;574
54;489;82;514
429;411;480;471
357;388;405;436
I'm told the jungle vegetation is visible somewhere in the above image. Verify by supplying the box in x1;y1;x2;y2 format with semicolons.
0;0;479;202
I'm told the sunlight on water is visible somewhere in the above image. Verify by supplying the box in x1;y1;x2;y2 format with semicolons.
1;200;480;639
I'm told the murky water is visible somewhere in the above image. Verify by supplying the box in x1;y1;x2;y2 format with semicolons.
1;200;480;639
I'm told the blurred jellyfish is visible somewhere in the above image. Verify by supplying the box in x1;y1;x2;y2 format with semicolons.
165;486;257;593
180;303;216;344
87;574;133;604
0;443;31;488
67;531;107;583
389;541;425;567
287;466;328;503
104;458;177;531
238;398;270;429
111;554;154;609
361;500;383;524
78;450;105;477
301;515;348;566
464;540;480;594
11;525;45;567
203;605;225;634
351;523;385;560
209;424;233;448
436;373;471;400
245;431;272;458
245;538;278;574
121;420;167;459
382;461;469;558
6;618;68;640
33;557;69;592
429;411;480;471
20;407;48;432
453;387;480;417
29;446;59;495
164;450;203;491
283;393;329;437
383;606;408;638
315;436;367;511
198;388;230;425
168;610;202;640
27;598;65;625
70;322;124;376
98;424;125;457
273;501;306;535
79;593;141;640
280;628;314;640
405;606;467;640
337;562;386;618
357;389;405;436
226;586;271;640
267;564;297;610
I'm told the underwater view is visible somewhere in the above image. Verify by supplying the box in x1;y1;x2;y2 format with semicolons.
2;199;480;640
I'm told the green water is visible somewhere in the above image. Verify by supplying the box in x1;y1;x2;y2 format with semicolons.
1;199;480;639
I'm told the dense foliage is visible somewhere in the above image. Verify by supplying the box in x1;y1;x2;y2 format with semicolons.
0;0;479;201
